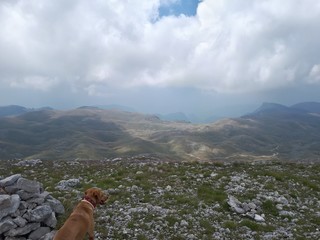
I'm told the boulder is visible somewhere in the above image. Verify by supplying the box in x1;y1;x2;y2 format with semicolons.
29;227;51;240
227;195;266;222
44;212;58;228
24;205;53;222
39;231;57;240
45;198;65;214
0;175;65;239
0;218;17;235
4;222;40;237
254;214;265;222
12;216;27;228
0;194;20;221
16;178;41;193
55;178;80;191
4;185;20;194
16;190;39;201
0;174;21;188
227;195;245;214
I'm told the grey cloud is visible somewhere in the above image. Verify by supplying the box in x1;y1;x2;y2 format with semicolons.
0;0;320;98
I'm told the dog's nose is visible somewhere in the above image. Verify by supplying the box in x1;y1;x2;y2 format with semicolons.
100;194;109;204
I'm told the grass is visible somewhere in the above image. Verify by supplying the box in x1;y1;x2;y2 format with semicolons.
165;215;179;227
223;220;237;230
262;171;286;182
137;235;148;240
262;199;279;216
197;184;227;204
200;219;215;235
163;193;198;208
240;219;275;232
0;159;319;239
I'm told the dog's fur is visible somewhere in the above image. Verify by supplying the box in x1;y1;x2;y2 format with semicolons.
53;187;108;240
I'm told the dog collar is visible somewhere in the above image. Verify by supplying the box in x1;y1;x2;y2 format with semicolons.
82;196;96;209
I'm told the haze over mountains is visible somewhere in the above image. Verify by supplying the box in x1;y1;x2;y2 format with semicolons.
0;102;319;161
0;105;227;123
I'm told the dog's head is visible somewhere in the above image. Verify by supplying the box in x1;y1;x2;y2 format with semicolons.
85;187;109;205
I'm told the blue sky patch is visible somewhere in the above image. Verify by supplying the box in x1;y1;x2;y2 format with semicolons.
159;0;201;17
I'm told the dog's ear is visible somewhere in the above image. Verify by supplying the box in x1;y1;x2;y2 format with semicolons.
92;189;100;200
85;188;95;197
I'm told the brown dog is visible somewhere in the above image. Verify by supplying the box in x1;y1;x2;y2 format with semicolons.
53;187;109;240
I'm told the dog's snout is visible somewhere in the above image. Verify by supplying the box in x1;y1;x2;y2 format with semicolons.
100;193;109;204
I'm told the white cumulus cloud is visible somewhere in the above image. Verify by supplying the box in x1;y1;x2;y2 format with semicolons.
0;0;320;96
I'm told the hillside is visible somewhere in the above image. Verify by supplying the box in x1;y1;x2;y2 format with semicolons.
0;103;320;161
1;159;319;239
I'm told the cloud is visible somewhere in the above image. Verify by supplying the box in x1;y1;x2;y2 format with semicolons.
0;0;320;97
309;64;320;83
9;75;58;91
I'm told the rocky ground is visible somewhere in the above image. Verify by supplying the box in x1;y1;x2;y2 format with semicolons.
0;157;319;240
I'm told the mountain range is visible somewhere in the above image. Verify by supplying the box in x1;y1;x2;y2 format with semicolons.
0;102;320;161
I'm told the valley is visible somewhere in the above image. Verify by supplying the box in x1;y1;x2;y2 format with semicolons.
0;102;320;162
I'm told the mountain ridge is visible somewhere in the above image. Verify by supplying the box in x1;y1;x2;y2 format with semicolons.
0;102;319;161
291;102;320;113
0;105;29;117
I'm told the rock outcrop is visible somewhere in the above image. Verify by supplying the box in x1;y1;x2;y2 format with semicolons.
227;195;265;222
0;174;64;239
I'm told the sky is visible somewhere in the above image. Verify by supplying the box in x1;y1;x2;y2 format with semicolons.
1;0;320;120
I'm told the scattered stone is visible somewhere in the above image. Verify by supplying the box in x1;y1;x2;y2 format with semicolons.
130;185;139;191
227;195;246;214
227;195;267;223
248;202;257;210
254;214;265;222
1;159;320;240
180;220;189;227
15;159;42;167
210;172;218;177
55;178;80;191
276;196;289;205
279;211;295;217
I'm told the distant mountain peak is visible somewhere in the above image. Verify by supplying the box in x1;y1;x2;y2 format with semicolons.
258;102;288;110
251;102;289;115
0;105;55;118
291;102;320;113
246;102;308;117
77;106;101;110
95;104;135;112
0;105;28;117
